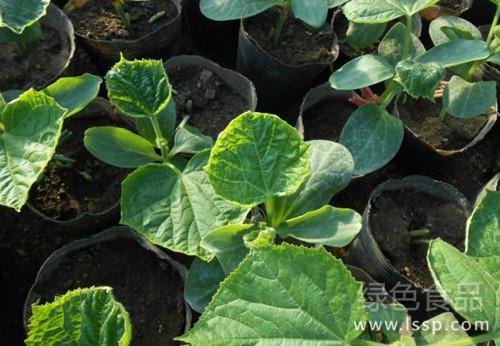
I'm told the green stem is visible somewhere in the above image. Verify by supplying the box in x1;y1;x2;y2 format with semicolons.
113;0;131;30
438;107;448;122
15;42;28;57
409;228;430;238
486;5;500;45
271;6;288;46
378;81;400;108
402;15;413;59
150;116;169;161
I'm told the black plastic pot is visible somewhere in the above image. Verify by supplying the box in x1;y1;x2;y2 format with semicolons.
164;55;258;138
332;10;422;61
420;0;474;20
182;0;239;67
236;14;339;113
65;0;182;65
347;176;471;322
26;98;131;232
0;4;75;92
24;226;191;345
394;96;498;158
475;172;500;207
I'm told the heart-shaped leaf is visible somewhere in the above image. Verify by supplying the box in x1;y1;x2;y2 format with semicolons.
0;0;50;34
466;191;500;258
200;0;283;21
291;0;328;28
429;16;482;46
185;258;226;314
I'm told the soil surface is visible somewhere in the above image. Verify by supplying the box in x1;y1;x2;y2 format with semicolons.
30;238;186;346
169;65;249;138
244;8;336;66
0;25;69;91
370;189;467;288
30;110;128;221
68;0;177;41
301;96;357;141
398;98;489;151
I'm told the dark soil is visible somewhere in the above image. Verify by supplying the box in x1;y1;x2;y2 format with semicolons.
169;65;249;138
244;8;336;66
301;96;357;141
29;108;128;221
0;25;69;91
398;98;489;151
68;0;178;41
30;238;186;346
370;189;468;288
333;12;379;58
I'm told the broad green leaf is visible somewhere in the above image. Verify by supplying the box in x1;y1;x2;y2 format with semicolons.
0;89;65;211
1;89;21;103
43;74;102;118
136;100;176;147
291;0;328;28
340;104;404;176
378;23;426;66
443;76;496;119
185;258;226;314
476;257;500;281
414;312;473;345
328;0;350;7
417;39;490;68
0;21;41;44
121;150;250;260
395;59;445;100
84;126;161;168
169;122;213;158
342;0;406;23
488;52;500;65
277;205;362;247
106;58;171;118
200;0;283;21
205;112;310;207
407;0;440;14
428;240;500;337
365;302;408;343
330;55;395;90
346;22;387;50
429;16;482;46
201;223;256;274
26;287;132;346
177;244;367;345
269;140;354;223
0;0;50;34
466;191;500;257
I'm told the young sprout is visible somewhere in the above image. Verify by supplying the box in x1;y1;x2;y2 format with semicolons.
409;228;431;246
108;0;131;30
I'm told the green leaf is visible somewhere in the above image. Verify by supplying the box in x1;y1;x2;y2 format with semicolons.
84;126;161;168
0;0;49;34
330;55;395;90
0;89;65;211
105;58;171;118
26;287;132;346
200;0;283;21
169;121;213;158
0;21;41;44
414;312;473;345
395;59;445;100
443;76;496;119
429;16;482;46
291;0;328;28
185;258;226;314
328;0;350;7
269;140;354;223
378;22;426;66
135;100;176;147
346;22;387;50
205;112;311;207
201;223;257;274
0;93;5;112
417;39;491;68
466;191;500;257
428;239;500;338
342;0;406;23
365;302;408;343
476;256;500;281
43;74;102;118
121;150;250;260
277;205;362;247
177;244;367;345
340;103;404;176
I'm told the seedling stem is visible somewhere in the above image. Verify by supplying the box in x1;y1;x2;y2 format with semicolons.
271;6;289;46
149;116;170;161
409;228;430;238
